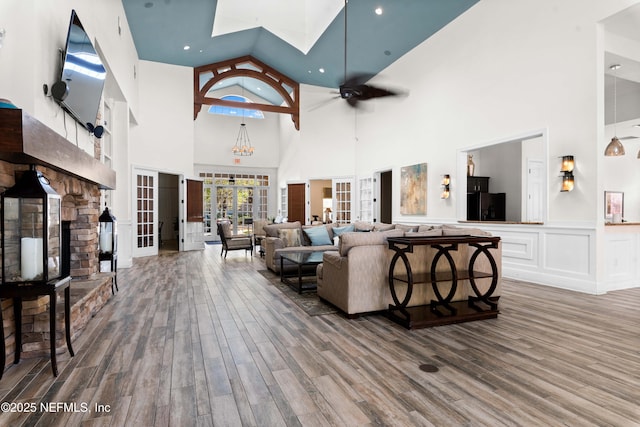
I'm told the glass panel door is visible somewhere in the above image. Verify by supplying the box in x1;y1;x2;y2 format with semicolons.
332;178;354;224
215;186;254;237
133;168;158;257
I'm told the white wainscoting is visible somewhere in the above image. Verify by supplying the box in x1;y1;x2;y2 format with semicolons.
117;220;134;269
465;223;600;294
603;226;640;292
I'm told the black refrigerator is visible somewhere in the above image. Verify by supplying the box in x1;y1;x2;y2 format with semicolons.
467;192;506;221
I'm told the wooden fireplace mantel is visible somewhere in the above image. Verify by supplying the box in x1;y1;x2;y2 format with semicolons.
0;108;115;189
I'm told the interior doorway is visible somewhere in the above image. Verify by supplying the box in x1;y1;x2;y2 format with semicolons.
158;173;179;251
309;179;332;223
379;170;393;224
287;183;306;223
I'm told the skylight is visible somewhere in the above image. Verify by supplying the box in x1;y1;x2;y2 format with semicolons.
207;95;265;119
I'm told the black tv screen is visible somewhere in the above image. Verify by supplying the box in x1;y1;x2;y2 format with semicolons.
55;10;106;131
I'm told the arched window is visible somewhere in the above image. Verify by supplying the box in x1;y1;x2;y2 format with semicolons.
207;95;264;119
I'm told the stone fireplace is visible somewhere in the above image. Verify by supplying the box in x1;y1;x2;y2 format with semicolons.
0;107;116;363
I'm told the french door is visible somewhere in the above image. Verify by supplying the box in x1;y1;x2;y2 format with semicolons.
180;176;204;251
133;168;158;257
133;168;204;256
215;186;254;236
332;178;354;224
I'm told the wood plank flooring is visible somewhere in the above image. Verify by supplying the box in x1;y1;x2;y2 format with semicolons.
0;245;639;426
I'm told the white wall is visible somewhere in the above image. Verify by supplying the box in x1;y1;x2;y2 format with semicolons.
194;105;280;169
0;0;139;153
277;0;640;293
131;60;194;176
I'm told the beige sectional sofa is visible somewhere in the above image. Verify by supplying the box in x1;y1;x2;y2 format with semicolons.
316;224;502;317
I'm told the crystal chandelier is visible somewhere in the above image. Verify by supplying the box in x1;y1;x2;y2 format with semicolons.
232;122;254;156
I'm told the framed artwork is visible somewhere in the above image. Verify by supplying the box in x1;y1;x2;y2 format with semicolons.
400;163;427;215
604;191;624;221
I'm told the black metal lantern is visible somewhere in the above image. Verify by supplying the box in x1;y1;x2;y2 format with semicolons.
98;207;118;293
1;166;62;285
98;207;117;255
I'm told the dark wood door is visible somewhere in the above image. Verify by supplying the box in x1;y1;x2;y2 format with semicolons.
287;183;305;223
186;179;203;222
380;171;392;224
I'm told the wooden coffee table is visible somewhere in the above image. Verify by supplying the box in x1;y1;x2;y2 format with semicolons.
279;251;326;294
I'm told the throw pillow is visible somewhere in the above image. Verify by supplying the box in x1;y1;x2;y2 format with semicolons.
304;226;333;246
332;224;355;236
278;228;301;247
331;224;355;245
373;223;395;231
353;221;374;232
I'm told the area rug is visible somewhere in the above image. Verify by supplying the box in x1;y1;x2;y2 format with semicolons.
257;270;338;316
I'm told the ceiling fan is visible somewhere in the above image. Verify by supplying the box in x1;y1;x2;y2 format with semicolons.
311;0;406;110
339;0;406;107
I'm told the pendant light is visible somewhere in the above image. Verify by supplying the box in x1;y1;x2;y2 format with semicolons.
232;79;254;156
604;64;625;156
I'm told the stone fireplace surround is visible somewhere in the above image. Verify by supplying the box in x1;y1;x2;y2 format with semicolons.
0;107;116;366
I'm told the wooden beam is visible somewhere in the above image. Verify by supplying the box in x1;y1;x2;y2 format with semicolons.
0;108;116;189
194;56;300;130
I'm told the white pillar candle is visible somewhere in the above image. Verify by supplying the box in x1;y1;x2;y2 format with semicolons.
100;231;112;253
21;237;43;280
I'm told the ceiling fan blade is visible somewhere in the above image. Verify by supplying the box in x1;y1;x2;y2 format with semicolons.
618;136;639;140
308;95;340;112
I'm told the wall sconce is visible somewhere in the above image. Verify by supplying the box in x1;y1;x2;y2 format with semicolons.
441;174;450;199
560;155;574;192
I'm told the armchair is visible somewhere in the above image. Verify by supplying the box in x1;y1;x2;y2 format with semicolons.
217;222;253;258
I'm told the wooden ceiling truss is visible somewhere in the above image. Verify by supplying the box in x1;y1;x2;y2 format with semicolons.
194;56;300;130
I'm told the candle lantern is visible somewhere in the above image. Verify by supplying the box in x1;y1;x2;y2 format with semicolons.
1;166;62;285
98;207;118;293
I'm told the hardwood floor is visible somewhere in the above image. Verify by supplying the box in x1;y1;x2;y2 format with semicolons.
0;245;639;426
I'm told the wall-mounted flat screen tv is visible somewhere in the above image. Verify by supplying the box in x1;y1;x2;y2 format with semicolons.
53;10;106;131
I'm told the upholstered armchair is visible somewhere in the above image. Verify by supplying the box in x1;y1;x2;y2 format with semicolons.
217;222;253;258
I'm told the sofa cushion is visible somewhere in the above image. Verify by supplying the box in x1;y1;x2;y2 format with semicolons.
339;229;404;256
395;224;419;232
304;225;333;246
442;225;492;236
373;223;395;231
353;221;375;232
278;228;302;247
417;224;441;232
333;224;355;236
404;229;443;237
264;221;301;237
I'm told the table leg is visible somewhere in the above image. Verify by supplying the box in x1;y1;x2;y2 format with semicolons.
49;292;58;376
13;298;21;365
65;286;74;357
0;303;4;380
280;257;284;283
297;264;303;294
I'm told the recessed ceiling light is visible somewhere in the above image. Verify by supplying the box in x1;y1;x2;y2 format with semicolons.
633;124;640;128
183;45;190;50
308;70;312;73
375;7;383;15
319;68;325;73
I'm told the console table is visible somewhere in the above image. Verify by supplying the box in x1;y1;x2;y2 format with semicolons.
0;276;74;378
387;235;500;329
